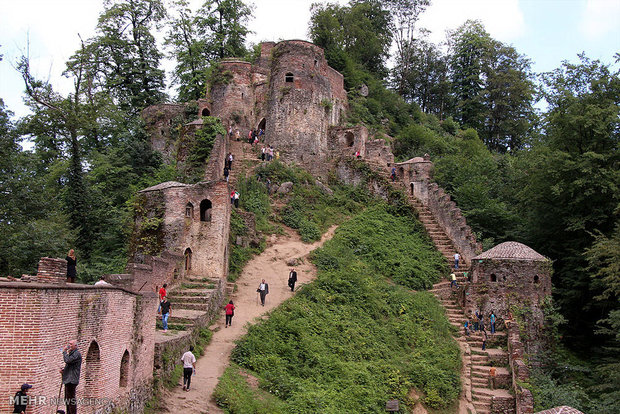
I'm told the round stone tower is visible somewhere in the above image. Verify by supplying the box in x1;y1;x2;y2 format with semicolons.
265;40;347;176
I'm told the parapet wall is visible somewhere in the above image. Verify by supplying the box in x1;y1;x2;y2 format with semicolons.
507;322;535;414
425;183;481;264
0;283;157;414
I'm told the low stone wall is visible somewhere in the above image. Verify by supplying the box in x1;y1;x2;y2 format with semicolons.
507;322;535;414
425;182;481;264
126;251;185;293
204;133;229;182
36;257;67;283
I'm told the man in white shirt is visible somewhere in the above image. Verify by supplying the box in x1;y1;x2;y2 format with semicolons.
454;252;460;270
181;346;196;391
257;279;269;306
94;277;111;286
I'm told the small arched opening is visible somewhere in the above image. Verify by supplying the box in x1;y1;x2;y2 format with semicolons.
185;202;194;219
85;341;101;397
345;132;354;147
410;183;414;194
534;275;540;284
119;350;130;388
257;118;266;131
184;248;192;271
200;199;212;222
285;72;294;83
490;274;497;282
201;108;210;117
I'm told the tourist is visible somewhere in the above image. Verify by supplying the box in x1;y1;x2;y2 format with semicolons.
473;309;480;331
454;252;460;269
228;125;233;139
231;190;235;205
66;249;77;283
12;383;32;414
450;272;458;289
253;136;259;146
224;165;230;182
489;366;497;389
490;311;496;334
464;319;470;336
477;311;485;332
391;167;396;182
233;191;240;208
268;146;274;161
482;329;488;350
227;153;234;170
60;340;82;414
94;277;110;286
355;150;361;159
225;300;235;327
257;279;269;306
181;346;196;391
248;130;253;144
157;284;167;314
235;129;240;141
266;178;271;194
288;268;297;292
261;147;266;161
275;150;280;160
160;296;171;332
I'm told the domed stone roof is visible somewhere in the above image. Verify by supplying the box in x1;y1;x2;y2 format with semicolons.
139;181;190;193
473;241;547;261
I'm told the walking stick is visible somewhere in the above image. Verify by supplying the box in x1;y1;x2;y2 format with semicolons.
55;375;65;414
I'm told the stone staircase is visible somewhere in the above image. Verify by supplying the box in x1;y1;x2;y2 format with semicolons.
431;280;514;414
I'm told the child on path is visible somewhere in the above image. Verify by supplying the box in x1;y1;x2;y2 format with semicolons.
225;300;235;327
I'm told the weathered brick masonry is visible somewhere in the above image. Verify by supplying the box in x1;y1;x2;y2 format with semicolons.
0;283;156;414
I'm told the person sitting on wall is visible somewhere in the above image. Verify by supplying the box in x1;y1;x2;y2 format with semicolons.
94;277;110;286
60;340;82;414
12;383;32;414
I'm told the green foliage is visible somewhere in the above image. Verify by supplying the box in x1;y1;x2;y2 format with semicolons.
226;205;459;412
214;365;288;413
185;116;225;182
228;209;264;282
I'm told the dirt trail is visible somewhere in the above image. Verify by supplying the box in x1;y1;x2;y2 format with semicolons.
162;225;338;413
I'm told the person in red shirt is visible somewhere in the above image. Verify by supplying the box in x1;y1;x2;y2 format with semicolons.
157;284;167;313
224;300;235;328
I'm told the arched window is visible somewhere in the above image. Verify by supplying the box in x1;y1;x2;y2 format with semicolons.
345;132;354;147
200;199;212;222
258;118;266;131
534;275;540;284
85;341;101;397
410;183;414;194
285;72;294;83
120;350;130;387
184;248;192;271
185;202;194;219
201;108;210;116
490;274;497;282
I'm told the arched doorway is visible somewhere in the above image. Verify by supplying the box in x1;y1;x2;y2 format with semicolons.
85;341;101;398
257;118;266;131
345;132;354;147
410;183;414;194
119;350;130;387
201;108;210;116
200;199;212;222
184;248;192;271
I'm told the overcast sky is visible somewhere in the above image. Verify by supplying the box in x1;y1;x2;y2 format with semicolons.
1;0;619;119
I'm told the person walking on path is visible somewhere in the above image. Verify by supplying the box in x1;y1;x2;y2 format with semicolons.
160;296;171;332
391;167;396;182
223;166;230;182
490;311;496;334
60;340;82;414
454;252;460;269
450;272;458;289
478;311;485;332
224;300;235;327
227;152;234;170
482;329;488;350
489;366;496;389
12;383;32;414
288;268;297;291
181;346;196;391
233;191;240;208
257;279;269;306
66;249;77;283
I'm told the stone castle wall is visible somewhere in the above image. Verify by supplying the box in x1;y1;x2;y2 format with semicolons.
0;283;157;414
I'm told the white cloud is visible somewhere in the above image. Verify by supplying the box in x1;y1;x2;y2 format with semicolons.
580;0;620;40
418;0;525;45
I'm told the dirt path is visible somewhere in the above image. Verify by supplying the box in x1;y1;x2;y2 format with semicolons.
162;225;338;413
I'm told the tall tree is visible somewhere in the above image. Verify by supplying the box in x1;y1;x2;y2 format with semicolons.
386;0;430;96
78;0;167;114
197;0;253;61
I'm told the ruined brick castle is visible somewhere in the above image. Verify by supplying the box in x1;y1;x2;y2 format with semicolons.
0;39;558;414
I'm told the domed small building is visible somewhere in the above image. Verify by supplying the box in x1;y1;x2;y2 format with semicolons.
464;241;552;355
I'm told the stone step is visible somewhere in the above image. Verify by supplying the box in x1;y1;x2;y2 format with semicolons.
174;302;210;311
473;400;491;411
167;294;211;303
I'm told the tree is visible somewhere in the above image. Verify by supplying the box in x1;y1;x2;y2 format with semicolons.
77;0;167;114
386;0;430;96
197;0;253;61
